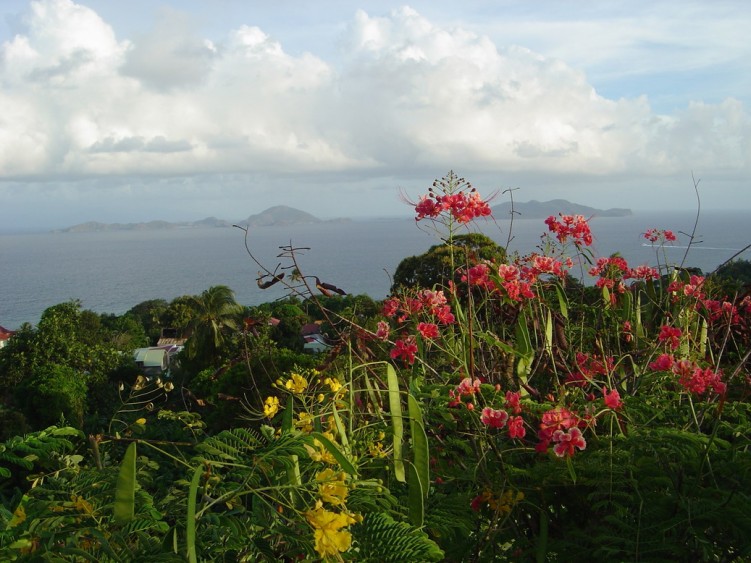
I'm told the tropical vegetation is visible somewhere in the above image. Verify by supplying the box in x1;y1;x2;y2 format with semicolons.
1;171;751;561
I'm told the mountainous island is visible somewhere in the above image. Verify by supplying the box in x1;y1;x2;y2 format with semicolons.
491;199;631;219
54;205;349;233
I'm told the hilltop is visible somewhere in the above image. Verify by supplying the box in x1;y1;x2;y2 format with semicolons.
55;206;349;233
491;199;632;219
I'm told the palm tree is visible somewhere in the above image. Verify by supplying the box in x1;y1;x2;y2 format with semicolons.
185;286;243;366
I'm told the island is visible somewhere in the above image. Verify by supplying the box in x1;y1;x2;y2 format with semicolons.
491;199;632;219
54;206;349;232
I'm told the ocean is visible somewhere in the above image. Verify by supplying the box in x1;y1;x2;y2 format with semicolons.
1;210;749;330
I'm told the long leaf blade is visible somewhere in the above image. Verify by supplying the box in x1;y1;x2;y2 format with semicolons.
113;442;137;525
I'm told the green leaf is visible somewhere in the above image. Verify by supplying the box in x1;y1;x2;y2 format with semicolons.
281;395;294;434
544;309;553;355
387;364;406;483
408;393;429;500
406;461;424;527
185;464;202;563
554;282;569;320
565;455;577;484
310;432;357;477
113;442;136;524
515;312;534;380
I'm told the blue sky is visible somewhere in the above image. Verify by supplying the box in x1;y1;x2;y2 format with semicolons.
1;0;749;231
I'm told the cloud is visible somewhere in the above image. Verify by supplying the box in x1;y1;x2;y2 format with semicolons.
0;0;748;210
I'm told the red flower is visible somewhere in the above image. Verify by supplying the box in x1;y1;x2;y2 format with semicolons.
603;387;623;410
416;322;440;340
508;416;526;439
545;214;593;246
649;353;675;371
505;391;522;414
481;407;509;429
390;336;418;364
375;320;390;341
657;325;682;350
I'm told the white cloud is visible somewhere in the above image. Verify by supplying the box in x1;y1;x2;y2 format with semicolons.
0;0;749;228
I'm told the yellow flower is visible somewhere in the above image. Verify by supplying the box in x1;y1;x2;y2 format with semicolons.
324;377;342;393
263;396;280;419
135;418;147;425
296;411;314;433
285;373;308;394
368;441;387;458
305;433;338;464
316;469;348;506
305;502;358;557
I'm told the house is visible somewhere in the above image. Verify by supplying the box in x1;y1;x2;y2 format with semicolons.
301;322;332;354
156;327;187;347
133;344;183;377
0;325;15;350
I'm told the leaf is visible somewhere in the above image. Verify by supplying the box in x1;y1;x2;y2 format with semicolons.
406;461;424;527
310;432;357;477
407;393;429;500
387;364;406;483
113;442;136;524
544;309;553;355
185;464;202;563
515;312;534;380
281;395;294;434
554;282;569;320
565;455;577;484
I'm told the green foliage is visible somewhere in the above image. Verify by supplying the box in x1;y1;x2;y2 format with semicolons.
392;233;506;291
17;364;88;428
352;512;444;562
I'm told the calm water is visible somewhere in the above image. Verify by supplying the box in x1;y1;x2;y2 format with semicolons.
1;211;749;330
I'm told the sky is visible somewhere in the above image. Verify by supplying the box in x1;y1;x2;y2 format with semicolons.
0;0;749;232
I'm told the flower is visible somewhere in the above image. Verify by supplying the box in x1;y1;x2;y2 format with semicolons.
481;407;509;429
508;416;526;439
375;320;390;340
552;427;587;457
649;353;675;371
603;388;623;410
657;325;682;350
417;322;440;339
305;502;359;557
285;373;308;394
390;336;418;364
263;396;280;419
505;391;522;414
545;214;593;246
316;469;349;506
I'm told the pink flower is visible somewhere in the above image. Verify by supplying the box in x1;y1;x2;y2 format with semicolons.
658;325;682;350
603;388;623;410
649;353;675;371
416;322;440;340
505;391;522;414
390;336;418;365
375;320;390;341
456;377;482;397
545;214;593;246
481;407;509;429
508;416;526;439
382;298;400;318
552;427;587;457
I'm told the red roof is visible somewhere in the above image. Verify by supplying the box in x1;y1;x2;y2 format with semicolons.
0;326;16;341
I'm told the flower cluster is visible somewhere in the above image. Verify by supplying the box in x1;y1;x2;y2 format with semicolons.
657;325;682;350
565;352;615;388
643;228;677;243
415;190;492;224
537;407;584;455
448;377;482;408
544;214;593;246
649;354;726;396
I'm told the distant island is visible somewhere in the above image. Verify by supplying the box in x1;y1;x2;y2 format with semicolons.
491;199;632;219
54;205;349;233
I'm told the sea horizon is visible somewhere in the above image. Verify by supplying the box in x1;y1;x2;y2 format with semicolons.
1;209;750;331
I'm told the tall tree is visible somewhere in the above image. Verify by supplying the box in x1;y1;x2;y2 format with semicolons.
185;286;243;366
